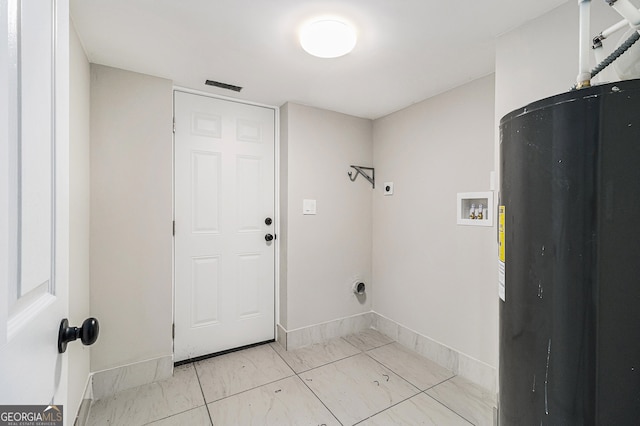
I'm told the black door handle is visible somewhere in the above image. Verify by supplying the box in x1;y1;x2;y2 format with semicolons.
265;233;275;242
58;317;100;353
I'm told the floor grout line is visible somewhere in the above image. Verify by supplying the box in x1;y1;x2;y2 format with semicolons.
270;341;363;375
199;373;297;404
295;374;344;426
422;391;476;425
361;349;428;392
141;405;206;426
337;336;362;352
287;341;421;425
192;362;215;425
423;374;458;392
192;343;297;404
270;341;344;425
295;351;363;374
351;392;422;425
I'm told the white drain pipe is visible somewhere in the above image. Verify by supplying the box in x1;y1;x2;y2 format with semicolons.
577;0;592;89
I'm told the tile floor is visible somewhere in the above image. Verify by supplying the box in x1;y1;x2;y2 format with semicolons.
86;330;496;426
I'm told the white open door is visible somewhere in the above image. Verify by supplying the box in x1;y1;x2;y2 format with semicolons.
0;0;70;417
174;91;275;362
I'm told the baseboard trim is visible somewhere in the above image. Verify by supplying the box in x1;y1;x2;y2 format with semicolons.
276;324;287;349
73;375;93;426
91;355;173;401
372;312;497;393
278;311;374;350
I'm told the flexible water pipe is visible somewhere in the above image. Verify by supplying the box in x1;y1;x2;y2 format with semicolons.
577;0;592;88
609;0;640;30
592;19;627;83
602;19;629;39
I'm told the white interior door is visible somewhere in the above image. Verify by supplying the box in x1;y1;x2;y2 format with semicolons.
174;91;275;362
1;0;70;411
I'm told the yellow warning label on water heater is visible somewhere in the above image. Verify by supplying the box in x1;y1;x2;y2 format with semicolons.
498;206;505;262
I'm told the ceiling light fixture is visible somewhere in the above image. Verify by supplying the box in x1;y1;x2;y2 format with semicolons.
300;19;357;58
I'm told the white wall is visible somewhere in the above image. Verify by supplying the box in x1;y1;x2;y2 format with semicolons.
68;19;91;418
372;74;497;367
90;65;173;371
280;103;373;330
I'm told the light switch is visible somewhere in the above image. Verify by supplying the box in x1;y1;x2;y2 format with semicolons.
303;199;317;215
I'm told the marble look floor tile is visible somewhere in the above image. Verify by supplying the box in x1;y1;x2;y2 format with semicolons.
367;342;454;390
343;328;394;351
145;406;212;426
360;393;472;425
270;337;361;373
208;376;340;426
87;364;204;426
194;344;295;402
300;353;419;425
426;376;496;426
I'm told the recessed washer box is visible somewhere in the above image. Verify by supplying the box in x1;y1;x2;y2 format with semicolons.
457;191;493;226
383;182;394;195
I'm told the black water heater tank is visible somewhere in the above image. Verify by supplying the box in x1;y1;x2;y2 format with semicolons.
499;79;640;425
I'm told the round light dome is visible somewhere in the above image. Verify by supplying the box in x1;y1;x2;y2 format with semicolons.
300;19;357;58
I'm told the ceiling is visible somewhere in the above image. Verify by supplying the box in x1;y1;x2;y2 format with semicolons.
71;0;568;119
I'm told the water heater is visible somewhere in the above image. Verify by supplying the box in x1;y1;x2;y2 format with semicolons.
499;79;640;424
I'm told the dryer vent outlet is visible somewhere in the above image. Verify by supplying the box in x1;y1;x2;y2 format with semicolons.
353;282;366;295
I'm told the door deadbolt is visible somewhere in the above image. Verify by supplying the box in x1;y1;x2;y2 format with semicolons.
265;217;273;226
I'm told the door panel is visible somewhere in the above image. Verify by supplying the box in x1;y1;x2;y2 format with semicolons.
174;91;275;362
237;254;260;318
191;151;221;234
18;0;53;297
192;256;220;326
236;155;262;231
1;0;69;408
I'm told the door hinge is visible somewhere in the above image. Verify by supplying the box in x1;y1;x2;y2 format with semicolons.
172;118;176;134
172;220;175;236
172;323;175;339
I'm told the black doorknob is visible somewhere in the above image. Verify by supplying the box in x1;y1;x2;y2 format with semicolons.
265;233;274;242
58;317;100;353
265;217;272;226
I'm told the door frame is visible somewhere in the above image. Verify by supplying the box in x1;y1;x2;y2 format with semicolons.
171;87;280;357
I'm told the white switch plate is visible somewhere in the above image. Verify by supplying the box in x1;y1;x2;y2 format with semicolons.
383;182;394;195
303;199;317;215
